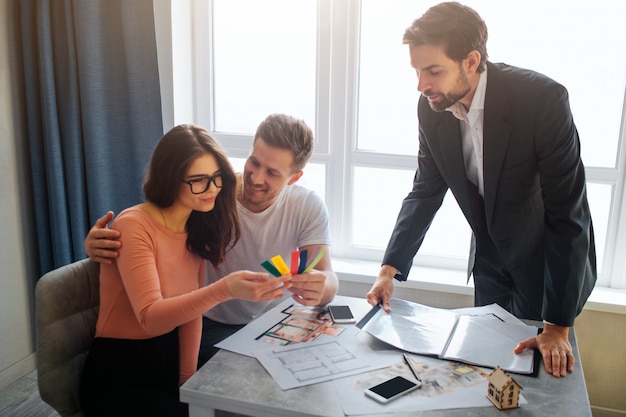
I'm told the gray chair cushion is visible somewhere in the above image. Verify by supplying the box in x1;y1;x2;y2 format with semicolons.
36;258;100;417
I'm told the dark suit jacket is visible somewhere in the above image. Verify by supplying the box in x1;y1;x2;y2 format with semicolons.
383;62;596;326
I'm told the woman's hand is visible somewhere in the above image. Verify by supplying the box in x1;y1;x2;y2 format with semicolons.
224;271;292;302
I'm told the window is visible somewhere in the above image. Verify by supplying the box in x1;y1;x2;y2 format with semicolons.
211;0;317;135
183;0;626;289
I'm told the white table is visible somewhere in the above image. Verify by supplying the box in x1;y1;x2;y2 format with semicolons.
180;296;591;417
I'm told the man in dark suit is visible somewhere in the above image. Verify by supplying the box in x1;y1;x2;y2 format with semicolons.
366;2;596;378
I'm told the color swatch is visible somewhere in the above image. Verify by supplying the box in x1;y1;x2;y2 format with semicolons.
261;247;326;277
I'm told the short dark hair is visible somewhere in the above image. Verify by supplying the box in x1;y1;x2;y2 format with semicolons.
403;2;488;73
254;114;315;172
143;124;240;266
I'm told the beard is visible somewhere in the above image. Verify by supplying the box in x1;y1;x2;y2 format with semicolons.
424;68;471;112
240;173;278;211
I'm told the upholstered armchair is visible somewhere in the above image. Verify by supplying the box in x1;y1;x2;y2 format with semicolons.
36;259;100;417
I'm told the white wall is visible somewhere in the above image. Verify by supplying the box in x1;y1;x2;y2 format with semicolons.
0;0;38;389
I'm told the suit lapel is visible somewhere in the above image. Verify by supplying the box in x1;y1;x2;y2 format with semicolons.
483;64;512;224
433;115;473;218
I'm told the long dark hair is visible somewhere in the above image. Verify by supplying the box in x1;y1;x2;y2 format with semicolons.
143;124;240;267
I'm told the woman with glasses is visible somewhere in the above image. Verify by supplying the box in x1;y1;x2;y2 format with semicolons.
79;125;292;417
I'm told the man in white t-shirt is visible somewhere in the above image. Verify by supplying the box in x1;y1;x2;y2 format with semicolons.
84;114;338;367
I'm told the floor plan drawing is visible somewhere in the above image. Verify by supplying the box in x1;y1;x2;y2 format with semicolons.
255;304;346;346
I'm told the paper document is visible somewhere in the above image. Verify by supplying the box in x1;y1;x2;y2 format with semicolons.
359;299;538;374
452;303;525;325
216;299;355;357
254;339;395;390
333;353;530;415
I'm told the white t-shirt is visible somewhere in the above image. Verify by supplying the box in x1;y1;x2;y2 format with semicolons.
204;184;331;324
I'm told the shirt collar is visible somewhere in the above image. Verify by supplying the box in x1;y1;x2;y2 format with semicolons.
446;67;488;119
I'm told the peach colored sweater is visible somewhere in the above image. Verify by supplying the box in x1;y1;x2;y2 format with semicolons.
95;207;231;384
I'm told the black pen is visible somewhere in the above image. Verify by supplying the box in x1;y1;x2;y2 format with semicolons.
402;353;423;386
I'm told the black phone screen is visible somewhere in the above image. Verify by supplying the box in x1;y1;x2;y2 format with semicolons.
369;376;417;399
329;305;354;320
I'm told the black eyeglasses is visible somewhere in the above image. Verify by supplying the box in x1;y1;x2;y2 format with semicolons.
182;174;223;194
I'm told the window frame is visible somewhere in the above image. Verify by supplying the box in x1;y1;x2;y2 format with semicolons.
174;0;626;290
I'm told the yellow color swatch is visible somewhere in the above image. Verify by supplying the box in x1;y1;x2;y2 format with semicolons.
271;255;291;275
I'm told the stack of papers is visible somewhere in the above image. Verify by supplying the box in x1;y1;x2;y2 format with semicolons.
358;299;538;374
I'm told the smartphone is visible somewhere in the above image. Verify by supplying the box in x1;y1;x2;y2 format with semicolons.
364;375;421;404
328;305;356;324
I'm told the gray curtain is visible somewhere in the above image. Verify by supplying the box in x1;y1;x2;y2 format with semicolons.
19;0;164;276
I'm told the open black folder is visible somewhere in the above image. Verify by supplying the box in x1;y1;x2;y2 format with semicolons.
357;298;539;374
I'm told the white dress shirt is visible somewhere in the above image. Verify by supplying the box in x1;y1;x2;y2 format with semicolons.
446;69;488;196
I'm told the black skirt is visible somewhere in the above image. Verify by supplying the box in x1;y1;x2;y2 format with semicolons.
80;328;188;417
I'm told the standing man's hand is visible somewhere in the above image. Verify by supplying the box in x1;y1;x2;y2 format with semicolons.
84;211;121;264
366;265;398;313
514;323;574;377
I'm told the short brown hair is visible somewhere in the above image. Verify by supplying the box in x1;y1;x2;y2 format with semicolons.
254;114;315;172
403;2;488;73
